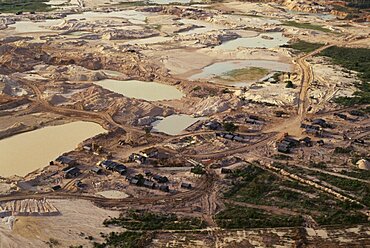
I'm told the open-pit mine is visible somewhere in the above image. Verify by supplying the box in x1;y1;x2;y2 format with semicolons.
0;0;369;247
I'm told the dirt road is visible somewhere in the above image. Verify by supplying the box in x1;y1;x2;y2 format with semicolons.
296;44;334;121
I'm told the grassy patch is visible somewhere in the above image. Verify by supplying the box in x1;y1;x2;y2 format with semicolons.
317;173;367;191
103;210;207;230
342;169;370;181
0;0;53;13
110;1;147;7
284;40;324;53
316;210;368;225
216;204;304;229
214;67;269;83
282;21;332;33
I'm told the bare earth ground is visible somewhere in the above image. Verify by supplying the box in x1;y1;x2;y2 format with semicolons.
0;0;369;247
0;199;120;248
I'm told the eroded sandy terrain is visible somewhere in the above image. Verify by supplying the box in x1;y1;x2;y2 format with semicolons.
0;0;369;247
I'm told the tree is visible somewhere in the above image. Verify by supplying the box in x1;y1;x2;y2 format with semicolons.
285;80;294;88
223;122;238;132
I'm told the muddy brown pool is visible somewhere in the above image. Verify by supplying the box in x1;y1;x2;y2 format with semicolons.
0;121;105;177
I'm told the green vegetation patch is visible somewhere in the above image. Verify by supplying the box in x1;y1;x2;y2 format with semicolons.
342;169;370;181
191;165;206;175
284;40;324;53
223;163;368;226
96;210;206;247
282;21;332;33
111;1;147;7
216;204;304;229
214;67;269;83
0;0;53;13
314;172;370;207
276;163;370;208
103;210;207;231
93;231;152;248
316;172;367;191
224;165;320;208
222;122;238;132
316;209;368;225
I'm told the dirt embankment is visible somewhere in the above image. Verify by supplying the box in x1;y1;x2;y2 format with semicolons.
0;122;34;140
0;43;50;75
42;42;168;81
0;98;30;111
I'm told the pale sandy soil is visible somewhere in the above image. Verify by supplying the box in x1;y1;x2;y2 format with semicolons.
348;36;370;48
147;47;293;79
153;48;215;76
311;57;358;98
96;190;129;199
236;80;298;106
82;0;135;8
214;2;282;15
0;199;120;248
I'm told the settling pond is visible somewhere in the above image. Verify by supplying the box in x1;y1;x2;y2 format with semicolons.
7;10;150;33
216;32;289;50
178;19;225;35
65;10;149;25
151;115;204;135
8;19;63;33
0;121;105;177
94;79;184;101
189;59;293;82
